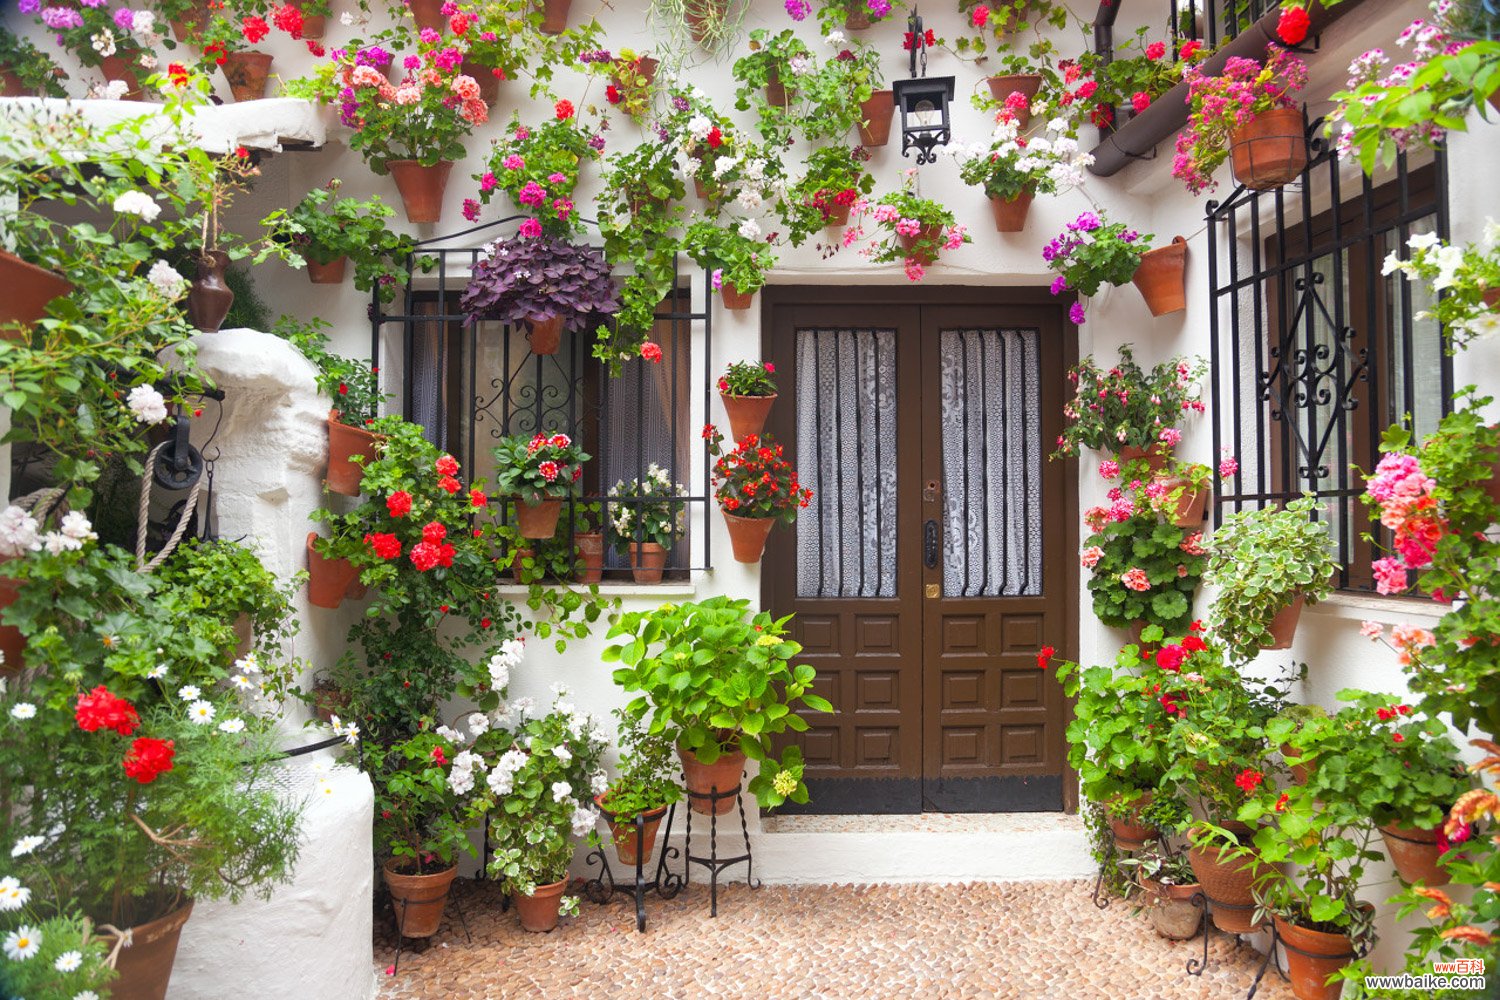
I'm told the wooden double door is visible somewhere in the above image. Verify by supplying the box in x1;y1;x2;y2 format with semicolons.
762;289;1076;814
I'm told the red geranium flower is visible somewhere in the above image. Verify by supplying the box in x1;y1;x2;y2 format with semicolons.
606;84;621;104
122;737;175;784
387;491;413;518
554;98;574;120
410;541;442;572
1145;41;1166;60
1277;5;1311;45
76;686;140;736
1155;644;1186;671
431;746;447;765
241;15;270;43
1037;645;1055;669
705;126;723;149
435;454;460;476
1181;635;1207;653
1180;40;1203;61
1234;768;1264;794
365;532;402;560
422;522;447;545
470;489;487;508
640;341;663;363
167;62;189;87
438;475;461;494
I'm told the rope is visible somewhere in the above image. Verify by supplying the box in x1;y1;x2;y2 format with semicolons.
95;924;132;969
135;440;202;574
13;486;66;520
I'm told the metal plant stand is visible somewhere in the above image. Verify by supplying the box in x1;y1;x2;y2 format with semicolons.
583;803;684;932
682;777;760;917
389;887;472;975
1182;896;1290;999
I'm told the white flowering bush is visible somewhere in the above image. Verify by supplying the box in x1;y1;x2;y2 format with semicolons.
953;112;1094;202
607;465;688;555
1382;224;1500;349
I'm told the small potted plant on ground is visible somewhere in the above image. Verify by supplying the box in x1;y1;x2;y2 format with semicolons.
260;181;420;292
460;232;619;355
953;114;1093;232
274;317;388;497
594;708;682;866
493;432;589;539
706;428;813;564
1052;346;1206;472
604;596;832;813
1175;44;1309;195
608;465;687;583
849;171;970;280
682;219;778;311
718;360;778;442
1119;840;1204;941
487;690;608;933
1205;496;1339;662
1042;210;1153;324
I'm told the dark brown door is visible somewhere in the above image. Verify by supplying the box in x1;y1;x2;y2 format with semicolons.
762;289;1076;814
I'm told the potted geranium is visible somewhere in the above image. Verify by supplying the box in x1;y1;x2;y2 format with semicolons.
594;708;682;866
197;10;276;102
1053;346;1206;470
604;48;659;122
486;690;608;933
1090;27;1185;128
953;114;1093;232
706;428;813;564
1204;496;1339;661
794;33;890;146
474;105;604;236
274;317;387;498
718;359;778;442
780;145;874;241
1042;210;1153;323
260;180;422;293
453;0;537;105
31;0;153;99
0;28;67;97
493;432;590;539
681;219;777;311
1174;45;1309;195
849;171;970;281
460;232;619;355
662;89;776;207
732;28;816;136
818;0;904;31
604;596;831;812
608;466;687;583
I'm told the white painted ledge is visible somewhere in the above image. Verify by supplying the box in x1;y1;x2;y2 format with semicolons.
0;96;326;153
1307;591;1444;625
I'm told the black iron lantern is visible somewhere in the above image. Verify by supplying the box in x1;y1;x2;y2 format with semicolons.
891;8;955;164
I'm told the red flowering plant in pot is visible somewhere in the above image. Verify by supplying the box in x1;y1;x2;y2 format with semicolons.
779;145;874;243
1174;44;1309;195
1052;345;1206;473
705;426;813;564
492;432;589;540
1090;26;1191;127
196;10;278;102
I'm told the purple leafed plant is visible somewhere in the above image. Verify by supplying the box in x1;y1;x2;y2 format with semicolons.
460;234;619;329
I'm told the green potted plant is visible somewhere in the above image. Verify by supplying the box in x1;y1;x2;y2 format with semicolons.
260;181;423;293
1090;27;1185;127
1175;44;1309;194
492;432;590;539
197;10;276;102
486;691;608;932
452;0;537;105
779;145;873;242
1042;210;1153;324
30;0;151;98
604;596;832;812
506;500;606;585
681;219;778;311
1052;346;1206;470
594;708;682;866
849;171;970;280
603;47;660;122
607;466;687;583
718;359;779;443
474;106;604;237
706;428;813;564
1205;496;1340;662
274;317;389;497
459;232;619;355
0;27;66;97
1270;702;1330;786
732;28;816;142
954;113;1091;232
1118;840;1203;941
816;0;905;32
949;0;1068;68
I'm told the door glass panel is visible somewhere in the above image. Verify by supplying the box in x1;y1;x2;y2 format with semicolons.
939;328;1042;597
795;327;898;598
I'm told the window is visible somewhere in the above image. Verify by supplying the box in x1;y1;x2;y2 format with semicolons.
1208;136;1451;592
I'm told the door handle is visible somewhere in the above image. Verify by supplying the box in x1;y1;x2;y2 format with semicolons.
923;519;939;569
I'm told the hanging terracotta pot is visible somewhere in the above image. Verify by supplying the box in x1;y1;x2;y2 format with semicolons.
822;201;851;227
387;159;454;224
1229;106;1308;191
595;795;668;866
170;8;210;45
1186;838;1264;934
0;565;23;677
187;251;235;333
99;54;145;100
510;546;535;583
1;67;26;97
1274;914;1358;1000
722;511;774;563
407;0;446;31
1378;823;1450;886
845;8;872;29
1117;442;1173;474
306;532;358;610
305;256;347;285
0;249;72;338
383;862;456;938
1159;475;1207;527
899;224;944;265
721;281;755;311
985;73;1042;129
1107;793;1157;851
535;0;572;34
720;392;776;443
683;0;729;44
765;69;793;108
1490;88;1500;116
614;55;658;90
110;897;194;1000
858;90;895;146
463;59;503;106
1282;742;1315;786
694;178;712;201
1128;619;1150;648
289;0;325;39
526;314;563;355
515;498;562;539
627;541;667;583
679;745;745;815
326;411;385;496
989;189;1034;233
1144;879;1205;940
222;50;273;102
575;532;604;584
513;878;568;932
1262;594;1306;650
1132;236;1188;316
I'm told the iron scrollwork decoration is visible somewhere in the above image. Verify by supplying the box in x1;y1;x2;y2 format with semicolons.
892;8;955;165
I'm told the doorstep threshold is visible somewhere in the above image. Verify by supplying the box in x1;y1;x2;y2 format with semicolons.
759;812;1081;835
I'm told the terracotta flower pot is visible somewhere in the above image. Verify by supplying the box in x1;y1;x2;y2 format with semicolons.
1262;594;1306;650
1108;794;1157;851
187;251;235;333
694;178;712;201
221;50;273;102
526;314;563;355
169;9;210;45
326;411;384;496
383;861;456;938
1275;914;1357;1000
536;0;572;34
1132;236;1188;316
1;68;26;97
684;0;729;44
0;566;24;677
0;249;72;338
614;55;657;90
575;532;604;583
765;70;793;108
1229;106;1309;191
720;280;755;311
1378;822;1450;886
822;201;851;227
1159;476;1207;527
899;224;944;265
722;511;775;563
595;795;668;866
1145;879;1205;940
289;0;325;39
306;532;358;609
462;60;503;107
989;190;1034;233
627;541;667;583
99;54;145;100
511;546;535;583
312;682;349;724
513;878;568;932
858;90;895;146
306;256;348;285
679;745;745;815
1282;742;1315;786
845;8;872;29
1187;840;1264;934
388;159;454;224
721;392;776;443
1117;443;1173;474
111;897;194;1000
407;0;446;31
515;498;562;539
986;73;1042;129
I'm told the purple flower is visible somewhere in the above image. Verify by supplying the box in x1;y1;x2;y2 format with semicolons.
671;95;690;112
1121;229;1140;243
579;49;612;63
1071;211;1102;232
78;0;106;7
356;46;392;69
462;198;481;222
41;7;83;29
112;7;135;29
339;100;360;127
1069;302;1087;325
712;268;723;290
867;0;892;16
18;0;40;12
1049;275;1067;296
588;134;606;151
784;0;810;19
434;47;461;71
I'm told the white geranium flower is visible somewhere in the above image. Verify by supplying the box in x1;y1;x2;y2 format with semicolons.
569;805;598;836
448;766;475;795
466;712;489;736
825;29;846;46
112;190;161;222
126;384;168;425
54;950;83;972
59;513;94;545
10;703;36;721
217;717;245;734
590;770;609;795
187;699;215;725
0;506;41;558
3;925;40;961
552;745;573;762
101;79;129;100
137;52;158;70
737;218;762;240
132;11;155;35
686;114;713;141
339;11;354;24
435;724;461;742
146;260;187;299
90;30;116;57
12;835;44;857
0;876;30;911
788;54;811;76
177;685;200;701
551;780;573;802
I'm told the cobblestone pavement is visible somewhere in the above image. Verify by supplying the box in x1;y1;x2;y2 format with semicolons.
375;878;1296;999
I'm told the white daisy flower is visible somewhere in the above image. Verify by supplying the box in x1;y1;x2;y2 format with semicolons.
3;925;41;961
0;876;30;912
12;835;44;857
54;950;83;972
75;992;101;1000
187;700;215;725
146;664;168;679
177;685;200;702
217;718;245;734
10;703;36;721
234;652;261;675
230;675;253;691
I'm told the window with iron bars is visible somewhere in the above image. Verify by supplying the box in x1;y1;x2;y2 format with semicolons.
371;224;716;579
1207;121;1451;593
1171;0;1282;48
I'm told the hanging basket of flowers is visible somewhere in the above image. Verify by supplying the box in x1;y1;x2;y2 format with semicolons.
1174;45;1309;194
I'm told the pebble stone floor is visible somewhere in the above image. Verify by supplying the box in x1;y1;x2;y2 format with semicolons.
374;878;1297;999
